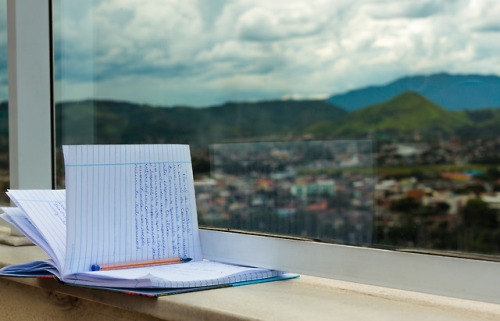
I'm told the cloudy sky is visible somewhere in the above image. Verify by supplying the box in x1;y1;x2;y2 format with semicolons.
1;0;500;107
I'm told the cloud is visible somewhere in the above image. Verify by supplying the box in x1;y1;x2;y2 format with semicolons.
194;0;232;27
3;0;500;106
237;4;329;42
473;22;500;33
364;0;448;19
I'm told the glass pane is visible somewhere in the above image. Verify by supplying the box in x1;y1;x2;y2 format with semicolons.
54;1;500;257
0;0;9;220
202;140;374;245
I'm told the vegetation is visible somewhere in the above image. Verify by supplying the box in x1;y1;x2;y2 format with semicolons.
56;99;347;149
305;91;472;139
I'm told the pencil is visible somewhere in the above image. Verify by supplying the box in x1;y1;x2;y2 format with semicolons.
91;257;192;271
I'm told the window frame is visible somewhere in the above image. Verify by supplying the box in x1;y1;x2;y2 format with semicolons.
7;0;53;191
7;0;500;304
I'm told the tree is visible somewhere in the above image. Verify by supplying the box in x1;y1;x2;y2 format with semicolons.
463;198;497;229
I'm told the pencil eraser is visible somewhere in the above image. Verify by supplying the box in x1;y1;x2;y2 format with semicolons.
91;264;100;271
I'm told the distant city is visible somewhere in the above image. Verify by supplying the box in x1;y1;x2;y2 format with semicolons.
194;140;499;255
197;141;374;245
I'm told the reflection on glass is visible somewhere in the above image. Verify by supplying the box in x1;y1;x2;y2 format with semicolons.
199;141;374;245
0;0;9;210
54;1;500;257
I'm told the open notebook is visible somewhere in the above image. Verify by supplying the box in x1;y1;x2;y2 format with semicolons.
0;145;296;296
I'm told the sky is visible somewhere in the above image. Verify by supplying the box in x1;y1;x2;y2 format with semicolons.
1;0;500;107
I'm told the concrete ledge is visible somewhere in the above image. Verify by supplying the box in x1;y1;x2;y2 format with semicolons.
1;245;499;321
0;278;163;321
0;233;32;246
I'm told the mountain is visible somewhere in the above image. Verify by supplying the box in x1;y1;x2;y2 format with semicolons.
327;73;500;111
306;91;472;139
457;108;500;139
56;99;347;148
200;100;347;140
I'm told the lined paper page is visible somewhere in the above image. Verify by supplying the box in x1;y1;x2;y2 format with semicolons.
66;261;280;289
5;190;66;270
63;144;202;275
1;208;56;262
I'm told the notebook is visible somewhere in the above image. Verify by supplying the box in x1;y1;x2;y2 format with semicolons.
0;145;296;296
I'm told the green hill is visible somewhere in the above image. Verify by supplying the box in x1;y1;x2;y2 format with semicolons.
306;91;472;139
56;99;347;149
200;100;347;142
456;108;500;138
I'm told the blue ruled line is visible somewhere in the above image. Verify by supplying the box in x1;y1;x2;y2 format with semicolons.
9;199;60;202
65;161;191;167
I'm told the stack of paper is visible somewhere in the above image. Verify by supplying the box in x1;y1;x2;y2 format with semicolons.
0;145;295;296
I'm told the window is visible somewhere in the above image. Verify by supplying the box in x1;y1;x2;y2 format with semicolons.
53;0;500;257
8;0;500;302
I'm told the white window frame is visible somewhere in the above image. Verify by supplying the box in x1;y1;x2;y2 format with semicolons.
7;0;53;191
7;0;500;304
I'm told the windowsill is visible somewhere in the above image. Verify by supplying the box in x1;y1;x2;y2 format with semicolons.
1;243;499;321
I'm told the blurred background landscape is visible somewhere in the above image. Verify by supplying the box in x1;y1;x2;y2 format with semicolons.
2;72;500;255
